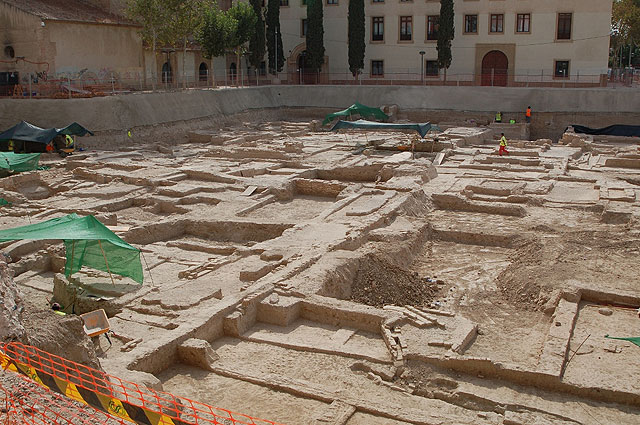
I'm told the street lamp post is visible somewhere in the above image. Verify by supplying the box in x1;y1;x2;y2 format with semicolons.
419;51;426;84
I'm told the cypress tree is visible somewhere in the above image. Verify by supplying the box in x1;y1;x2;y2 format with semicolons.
248;0;266;73
437;0;454;80
266;0;284;74
348;0;365;79
306;0;325;73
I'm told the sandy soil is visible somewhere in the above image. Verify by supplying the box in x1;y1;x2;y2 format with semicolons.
2;117;640;425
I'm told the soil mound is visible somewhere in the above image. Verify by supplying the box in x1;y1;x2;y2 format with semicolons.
0;257;102;371
351;254;438;308
496;239;547;310
20;306;102;371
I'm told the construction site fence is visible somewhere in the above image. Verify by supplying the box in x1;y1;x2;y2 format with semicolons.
0;342;282;425
3;68;639;99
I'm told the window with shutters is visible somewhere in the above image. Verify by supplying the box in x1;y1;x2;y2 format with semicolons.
490;14;503;33
557;13;572;40
400;16;412;41
372;17;384;41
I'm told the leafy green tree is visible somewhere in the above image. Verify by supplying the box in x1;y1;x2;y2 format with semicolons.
198;3;235;85
166;0;213;88
248;0;266;76
228;2;258;85
612;0;640;67
614;0;640;41
347;0;365;79
437;0;454;81
126;0;171;90
306;0;325;74
266;0;284;75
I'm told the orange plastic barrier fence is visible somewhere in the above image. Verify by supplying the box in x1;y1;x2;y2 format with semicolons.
1;376;129;425
0;342;282;425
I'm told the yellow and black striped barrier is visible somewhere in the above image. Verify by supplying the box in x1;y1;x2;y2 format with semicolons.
1;342;279;425
2;349;190;425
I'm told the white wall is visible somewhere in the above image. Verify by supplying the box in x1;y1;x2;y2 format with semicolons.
272;0;612;81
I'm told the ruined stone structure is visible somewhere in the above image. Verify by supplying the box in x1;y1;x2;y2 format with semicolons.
0;89;639;423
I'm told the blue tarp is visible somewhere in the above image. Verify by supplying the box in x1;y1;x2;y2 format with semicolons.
330;119;440;138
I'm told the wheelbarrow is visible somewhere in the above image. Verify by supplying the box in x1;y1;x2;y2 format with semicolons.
79;309;112;345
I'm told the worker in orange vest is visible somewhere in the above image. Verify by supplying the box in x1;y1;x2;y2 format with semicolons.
525;106;532;123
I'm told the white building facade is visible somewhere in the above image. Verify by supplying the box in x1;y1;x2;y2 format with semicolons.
274;0;613;86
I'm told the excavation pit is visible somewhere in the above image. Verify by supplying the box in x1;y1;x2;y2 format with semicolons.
2;106;640;424
564;302;640;397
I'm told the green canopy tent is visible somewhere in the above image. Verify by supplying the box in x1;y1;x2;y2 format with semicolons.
0;152;41;174
0;121;94;153
330;119;441;138
0;213;143;284
322;102;389;126
605;334;640;348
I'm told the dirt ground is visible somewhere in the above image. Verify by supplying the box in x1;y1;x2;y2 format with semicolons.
1;116;640;425
0;372;126;425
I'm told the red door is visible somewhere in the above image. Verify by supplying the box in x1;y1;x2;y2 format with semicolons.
297;52;317;85
481;51;508;86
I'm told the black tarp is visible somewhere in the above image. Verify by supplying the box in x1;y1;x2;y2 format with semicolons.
0;121;94;152
571;124;640;138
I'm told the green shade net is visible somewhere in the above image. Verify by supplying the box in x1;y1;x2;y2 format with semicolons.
0;199;10;206
322;102;389;125
605;334;640;348
330;119;441;138
0;152;41;172
0;213;143;284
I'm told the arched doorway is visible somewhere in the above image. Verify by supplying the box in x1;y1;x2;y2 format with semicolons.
229;62;237;85
297;51;316;84
161;62;172;84
481;50;508;86
199;62;208;82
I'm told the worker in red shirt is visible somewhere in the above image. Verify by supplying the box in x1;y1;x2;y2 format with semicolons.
525;106;532;123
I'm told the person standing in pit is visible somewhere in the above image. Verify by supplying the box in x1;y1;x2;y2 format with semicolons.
64;134;74;149
525;106;532;123
499;132;509;156
495;111;502;123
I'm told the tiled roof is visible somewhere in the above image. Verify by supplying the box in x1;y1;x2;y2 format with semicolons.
2;0;138;25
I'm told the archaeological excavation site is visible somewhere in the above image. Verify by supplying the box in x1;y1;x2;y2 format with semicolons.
1;86;640;425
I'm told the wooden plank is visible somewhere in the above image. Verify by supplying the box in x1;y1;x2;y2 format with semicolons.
106;225;131;233
241;186;258;196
